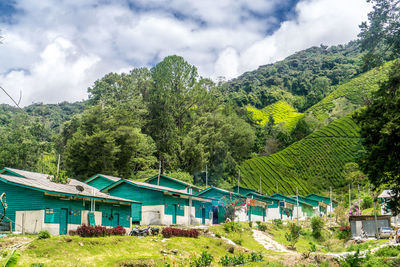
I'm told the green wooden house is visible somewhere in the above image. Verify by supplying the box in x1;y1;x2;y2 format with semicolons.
305;193;338;214
84;174;122;191
0;168;136;235
294;195;329;216
101;179;213;225
231;186;257;196
245;192;273;222
197;187;251;224
269;193;314;220
145;174;201;194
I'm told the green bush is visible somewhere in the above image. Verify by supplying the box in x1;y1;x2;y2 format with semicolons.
223;222;242;233
38;230;51;240
374;245;400;257
309;242;317;252
285;223;301;249
361;196;373;209
340;249;362;267
191;251;213;267
272;219;283;227
311;216;324;239
257;222;267;232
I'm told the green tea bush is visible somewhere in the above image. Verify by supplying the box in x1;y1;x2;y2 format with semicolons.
38;230;51;239
272;219;283;227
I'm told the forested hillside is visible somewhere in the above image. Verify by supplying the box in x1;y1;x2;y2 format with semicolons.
221;41;362;111
239;114;362;195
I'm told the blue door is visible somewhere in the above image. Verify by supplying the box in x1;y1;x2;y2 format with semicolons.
201;207;206;224
112;213;120;226
59;208;68;235
172;205;177;224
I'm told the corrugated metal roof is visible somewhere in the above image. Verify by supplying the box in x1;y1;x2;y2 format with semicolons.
145;174;201;190
0;171;138;204
379;190;394;198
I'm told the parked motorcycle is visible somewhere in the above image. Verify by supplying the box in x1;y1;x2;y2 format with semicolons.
129;226;158;236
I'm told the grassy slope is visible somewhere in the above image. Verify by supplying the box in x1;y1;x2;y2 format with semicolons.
240;60;396;195
305;60;394;125
247;101;304;131
240;114;361;195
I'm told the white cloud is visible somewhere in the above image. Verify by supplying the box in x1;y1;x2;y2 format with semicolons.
0;0;371;106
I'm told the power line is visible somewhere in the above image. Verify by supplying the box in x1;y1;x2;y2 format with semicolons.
0;85;23;110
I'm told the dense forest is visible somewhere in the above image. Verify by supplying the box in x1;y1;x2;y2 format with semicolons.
0;0;399;195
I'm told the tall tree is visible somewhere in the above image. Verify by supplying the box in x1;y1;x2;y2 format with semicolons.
355;60;400;213
359;0;400;70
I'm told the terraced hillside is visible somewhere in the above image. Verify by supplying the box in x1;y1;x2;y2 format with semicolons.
306;60;395;125
239;114;361;195
247;100;304;131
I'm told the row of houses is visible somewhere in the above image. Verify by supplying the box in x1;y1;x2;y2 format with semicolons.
0;167;337;235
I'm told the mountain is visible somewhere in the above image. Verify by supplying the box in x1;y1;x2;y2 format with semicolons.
221;41;362;111
239;60;397;195
239;114;361;195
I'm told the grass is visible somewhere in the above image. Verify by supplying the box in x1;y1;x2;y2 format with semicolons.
14;230;273;267
247;101;304;131
210;222;267;253
240;114;362;195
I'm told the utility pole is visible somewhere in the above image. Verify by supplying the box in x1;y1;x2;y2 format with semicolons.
330;187;332;228
358;184;361;215
259;176;262;194
205;165;208;187
56;154;61;176
296;187;299;225
237;170;240;194
349;184;351;209
373;193;378;237
157;160;161;186
276;183;278;193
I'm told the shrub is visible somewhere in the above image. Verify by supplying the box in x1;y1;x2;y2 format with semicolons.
257;222;267;231
361;196;373;210
374;245;400;257
248;221;253;228
340;248;362;267
272;219;283;227
191;251;213;267
76;225;125;237
38;230;51;239
220;252;263;266
161;227;200;238
311;216;324;239
112;226;126;235
309;242;317;252
223;221;242;233
285;223;301;249
337;225;351;240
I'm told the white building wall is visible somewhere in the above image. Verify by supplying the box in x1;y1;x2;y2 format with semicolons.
81;211;102;225
266;207;281;221
250;214;264;222
141;205;163;225
15;210;44;234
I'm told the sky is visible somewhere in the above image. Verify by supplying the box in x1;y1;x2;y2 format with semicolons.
0;0;371;106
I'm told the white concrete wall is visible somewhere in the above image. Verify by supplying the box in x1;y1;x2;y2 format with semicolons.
266;207;281;220
68;224;81;232
249;214;264;222
235;207;248;222
141;205;163;225
81;211;102;226
15;210;44;234
43;223;59;235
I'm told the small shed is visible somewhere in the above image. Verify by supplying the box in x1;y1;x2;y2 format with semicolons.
101;179;213;226
144;174;201;194
0;168;136;235
349;215;392;238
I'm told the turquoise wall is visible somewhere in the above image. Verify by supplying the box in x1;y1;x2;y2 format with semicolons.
107;182;165;205
87;176;115;190
0;180;131;230
147;177;187;191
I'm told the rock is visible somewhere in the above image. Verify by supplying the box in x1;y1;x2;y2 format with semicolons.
170;249;179;255
79;242;84;246
160;249;168;255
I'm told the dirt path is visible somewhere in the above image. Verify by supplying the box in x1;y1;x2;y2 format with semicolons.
252;229;293;253
326;241;400;259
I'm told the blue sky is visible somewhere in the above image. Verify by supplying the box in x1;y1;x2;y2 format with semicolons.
0;0;371;106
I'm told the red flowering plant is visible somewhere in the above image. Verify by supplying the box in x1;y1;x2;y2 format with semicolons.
221;195;248;221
